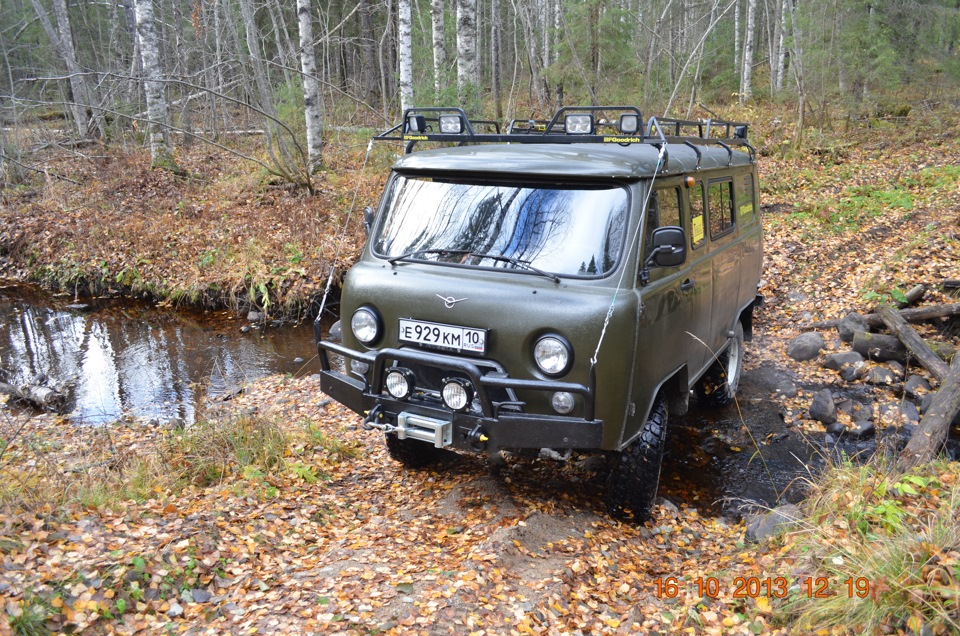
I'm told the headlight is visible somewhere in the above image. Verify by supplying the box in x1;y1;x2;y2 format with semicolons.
534;335;572;376
351;307;381;345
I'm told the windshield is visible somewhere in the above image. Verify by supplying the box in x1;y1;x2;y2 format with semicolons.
373;175;630;277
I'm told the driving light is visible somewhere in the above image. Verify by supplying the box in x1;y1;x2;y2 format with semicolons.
385;368;416;400
619;114;640;135
534;335;572;376
405;114;427;133
441;378;474;411
552;392;576;414
564;114;593;134
351;307;381;345
438;114;464;134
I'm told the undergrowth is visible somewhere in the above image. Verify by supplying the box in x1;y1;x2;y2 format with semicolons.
775;455;960;635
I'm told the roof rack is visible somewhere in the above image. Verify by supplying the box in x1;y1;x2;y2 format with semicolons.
374;106;755;166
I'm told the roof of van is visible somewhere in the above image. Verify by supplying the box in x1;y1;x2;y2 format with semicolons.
392;142;753;180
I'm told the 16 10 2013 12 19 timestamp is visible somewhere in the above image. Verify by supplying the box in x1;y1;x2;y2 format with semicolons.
654;576;871;599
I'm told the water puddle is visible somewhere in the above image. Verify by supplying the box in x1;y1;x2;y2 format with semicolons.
0;282;320;424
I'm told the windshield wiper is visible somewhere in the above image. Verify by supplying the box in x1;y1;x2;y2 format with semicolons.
386;248;471;264
468;252;561;283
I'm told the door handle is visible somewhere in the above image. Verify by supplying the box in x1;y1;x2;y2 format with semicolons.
681;278;695;291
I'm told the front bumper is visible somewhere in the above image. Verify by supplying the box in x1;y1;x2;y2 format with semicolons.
317;339;604;454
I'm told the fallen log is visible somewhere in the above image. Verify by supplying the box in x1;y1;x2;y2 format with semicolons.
0;381;67;412
900;352;960;469
897;284;926;309
803;302;960;331
852;332;956;365
877;304;950;381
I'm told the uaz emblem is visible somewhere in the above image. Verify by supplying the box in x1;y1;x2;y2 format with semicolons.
436;294;467;309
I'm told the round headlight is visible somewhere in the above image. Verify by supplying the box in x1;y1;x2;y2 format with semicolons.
441;378;474;411
385;368;415;400
534;336;572;376
551;391;576;414
351;307;381;345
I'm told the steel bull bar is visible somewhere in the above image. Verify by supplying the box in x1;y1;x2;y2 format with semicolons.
316;340;604;452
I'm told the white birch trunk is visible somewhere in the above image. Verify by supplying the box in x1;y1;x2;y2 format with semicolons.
399;0;414;111
491;0;502;119
734;0;741;71
297;0;323;173
740;0;757;103
432;0;447;101
456;0;478;101
133;0;174;168
775;0;788;91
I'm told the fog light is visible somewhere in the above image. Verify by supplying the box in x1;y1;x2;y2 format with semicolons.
351;361;370;375
385;368;415;400
441;378;474;411
552;392;575;414
619;113;640;135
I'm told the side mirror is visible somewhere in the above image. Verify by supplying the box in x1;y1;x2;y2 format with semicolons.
648;226;686;268
363;206;374;235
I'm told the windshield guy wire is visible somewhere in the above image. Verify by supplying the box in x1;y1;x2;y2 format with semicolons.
317;139;374;324
590;144;667;368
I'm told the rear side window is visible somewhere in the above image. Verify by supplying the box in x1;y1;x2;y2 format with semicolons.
689;182;706;249
708;179;735;238
738;173;756;223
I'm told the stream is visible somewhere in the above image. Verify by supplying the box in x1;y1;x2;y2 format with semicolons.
0;281;821;513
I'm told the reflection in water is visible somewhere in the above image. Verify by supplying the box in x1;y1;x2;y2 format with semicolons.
0;284;319;424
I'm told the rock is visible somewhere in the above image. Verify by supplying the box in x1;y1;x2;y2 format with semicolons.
865;365;897;386
809;389;837;424
879;402;902;426
247;310;264;322
167;603;184;618
577;455;608;473
886;360;905;378
900;401;920;425
839;362;867;382
826;422;848;437
823;351;864;371
775;381;798;398
328;320;342;343
240;325;251;333
837;312;869;343
920;394;934;414
656;497;680;515
191;588;212;603
746;503;802;542
787;332;825;361
852;421;875;437
293;357;306;364
905;375;932;399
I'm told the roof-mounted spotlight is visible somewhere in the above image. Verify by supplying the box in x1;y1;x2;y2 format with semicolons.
405;114;427;133
438;114;464;134
734;125;748;139
564;114;594;135
619;114;640;136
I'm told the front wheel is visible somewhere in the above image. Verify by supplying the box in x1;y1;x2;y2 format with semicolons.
694;321;744;407
606;393;668;521
385;434;440;468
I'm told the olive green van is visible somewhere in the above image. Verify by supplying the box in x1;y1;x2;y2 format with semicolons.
317;106;762;520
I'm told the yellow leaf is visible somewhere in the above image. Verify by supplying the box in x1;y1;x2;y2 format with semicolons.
604;618;621;628
756;596;770;612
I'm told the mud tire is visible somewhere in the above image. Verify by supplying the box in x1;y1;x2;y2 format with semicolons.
694;322;744;407
606;394;668;521
385;433;441;468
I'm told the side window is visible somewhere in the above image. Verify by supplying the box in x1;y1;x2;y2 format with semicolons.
645;187;682;256
689;182;706;249
738;173;756;223
708;179;735;238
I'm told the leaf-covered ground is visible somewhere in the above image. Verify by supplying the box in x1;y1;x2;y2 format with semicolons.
2;110;960;634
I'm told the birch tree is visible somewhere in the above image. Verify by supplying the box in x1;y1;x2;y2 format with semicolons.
739;0;757;103
456;0;478;102
297;0;322;173
431;0;446;101
133;0;174;169
398;0;414;111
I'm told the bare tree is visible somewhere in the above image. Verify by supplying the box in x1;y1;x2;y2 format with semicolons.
133;0;174;168
297;0;323;172
399;0;414;111
739;0;757;103
432;0;447;102
456;0;478;102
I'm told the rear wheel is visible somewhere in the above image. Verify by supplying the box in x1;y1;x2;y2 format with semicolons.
694;322;744;407
606;393;668;521
385;433;440;468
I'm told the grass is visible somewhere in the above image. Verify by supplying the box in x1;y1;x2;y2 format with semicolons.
774;455;960;634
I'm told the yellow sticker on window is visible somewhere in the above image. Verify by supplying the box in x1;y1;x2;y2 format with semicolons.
740;203;754;216
692;215;705;244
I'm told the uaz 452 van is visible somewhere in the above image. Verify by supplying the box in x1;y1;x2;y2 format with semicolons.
317;106;762;520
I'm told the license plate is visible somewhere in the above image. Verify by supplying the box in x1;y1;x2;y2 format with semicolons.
398;319;486;354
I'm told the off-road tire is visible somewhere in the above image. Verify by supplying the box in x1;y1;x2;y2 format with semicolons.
694;322;744;407
385;433;441;468
606;394;668;521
